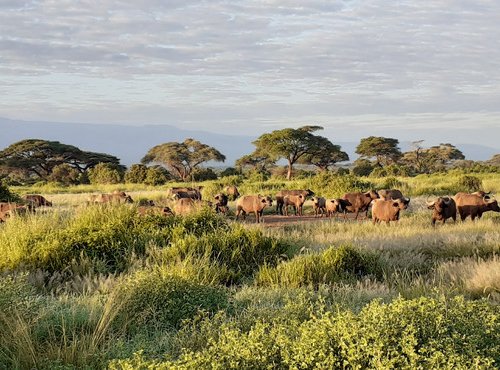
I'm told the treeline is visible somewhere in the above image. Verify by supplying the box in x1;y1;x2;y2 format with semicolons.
0;128;499;185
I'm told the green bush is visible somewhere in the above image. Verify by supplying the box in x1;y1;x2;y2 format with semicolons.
307;172;374;198
115;269;228;330
124;164;148;184
111;296;500;369
0;181;21;202
88;163;124;184
456;175;483;193
255;245;380;288
192;167;218;181
162;224;291;284
144;165;170;185
352;158;374;176
48;163;80;185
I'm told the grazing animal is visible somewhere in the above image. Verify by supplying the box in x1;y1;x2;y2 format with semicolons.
378;189;404;201
88;192;133;204
214;193;229;214
224;185;240;201
453;192;500;221
341;190;380;220
168;187;203;200
275;189;314;215
236;195;273;223
137;205;174;217
371;198;409;225
310;196;326;217
283;194;306;216
23;194;52;207
426;196;457;225
325;198;349;217
0;205;29;222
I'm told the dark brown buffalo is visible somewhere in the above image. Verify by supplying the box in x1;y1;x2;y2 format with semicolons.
454;192;500;221
23;194;52;207
310;196;326;217
371;198;408;225
378;189;403;200
88;192;133;204
341;190;379;220
236;195;273;223
0;204;29;222
214;193;229;214
137;206;174;217
224;185;240;201
168;187;203;200
325;198;350;217
275;189;314;215
426;196;457;225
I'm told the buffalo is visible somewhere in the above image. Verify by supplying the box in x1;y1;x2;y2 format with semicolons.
341;190;380;220
236;195;273;223
214;193;229;214
426;196;457;225
325;198;349;218
224;185;240;201
371;198;409;225
276;189;314;215
0;203;30;222
310;196;326;217
88;192;133;204
283;194;306;216
168;187;203;200
454;192;500;221
137;205;174;217
23;194;52;207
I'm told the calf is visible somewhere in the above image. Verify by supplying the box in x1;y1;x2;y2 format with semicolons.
310;197;326;217
283;194;306;216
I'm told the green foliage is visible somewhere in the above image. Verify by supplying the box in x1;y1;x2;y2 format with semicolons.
113;296;500;369
371;164;413;177
0;181;21;202
124;164;148;183
88;163;124;184
144;165;170;185
0;139;121;183
219;167;240;178
352;158;374;176
48;163;81;185
115;270;228;330
192;167;218;181
456;175;483;193
356;136;402;166
307;172;374;198
161;224;291;284
255;245;380;288
142;138;225;181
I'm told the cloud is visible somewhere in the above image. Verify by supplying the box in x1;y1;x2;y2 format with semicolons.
0;0;499;149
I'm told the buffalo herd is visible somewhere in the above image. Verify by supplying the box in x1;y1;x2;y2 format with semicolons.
0;187;498;225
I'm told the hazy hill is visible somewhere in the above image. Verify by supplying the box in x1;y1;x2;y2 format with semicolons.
0;117;497;166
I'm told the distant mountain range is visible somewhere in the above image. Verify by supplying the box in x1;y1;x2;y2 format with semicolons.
0;117;498;166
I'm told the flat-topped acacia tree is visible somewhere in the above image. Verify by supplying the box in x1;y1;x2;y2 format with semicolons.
141;138;225;182
245;126;347;180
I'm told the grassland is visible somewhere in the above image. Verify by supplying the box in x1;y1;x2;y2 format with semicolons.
1;173;499;369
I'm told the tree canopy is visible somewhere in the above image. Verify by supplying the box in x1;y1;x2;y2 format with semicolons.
0;139;122;181
402;142;465;173
356;136;402;167
246;126;345;179
141;138;225;181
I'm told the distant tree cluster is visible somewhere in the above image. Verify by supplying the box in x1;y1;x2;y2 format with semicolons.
0;131;498;186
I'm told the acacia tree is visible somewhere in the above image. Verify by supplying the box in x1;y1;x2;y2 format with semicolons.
356;136;402;167
298;136;349;171
141;138;225;181
249;126;335;180
0;139;122;181
402;142;465;173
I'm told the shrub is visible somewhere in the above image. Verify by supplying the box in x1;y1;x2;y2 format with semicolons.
111;296;500;369
88;163;124;184
307;172;374;198
255;245;380;288
0;181;21;202
352;158;374;176
144;165;170;185
456;175;483;193
192;167;218;181
48;163;80;185
115;269;228;330
124;164;148;184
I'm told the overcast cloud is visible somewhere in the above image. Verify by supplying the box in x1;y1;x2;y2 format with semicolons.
1;1;499;147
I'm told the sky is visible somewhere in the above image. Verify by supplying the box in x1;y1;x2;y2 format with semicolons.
1;1;500;148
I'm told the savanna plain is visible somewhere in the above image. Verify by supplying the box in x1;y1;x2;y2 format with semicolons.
1;172;499;369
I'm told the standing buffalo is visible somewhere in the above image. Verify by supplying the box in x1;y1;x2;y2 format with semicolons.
310;197;326;217
88;192;133;204
224;185;240;201
168;187;203;200
378;189;404;200
23;194;52;207
371;198;409;225
283;194;306;216
454;192;500;221
275;189;314;215
325;199;349;218
236;195;273;223
341;190;380;220
214;193;229;214
0;203;30;222
426;196;457;225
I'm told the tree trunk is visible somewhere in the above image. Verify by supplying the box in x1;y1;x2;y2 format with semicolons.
287;160;293;180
